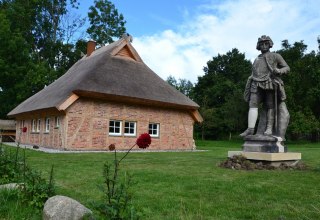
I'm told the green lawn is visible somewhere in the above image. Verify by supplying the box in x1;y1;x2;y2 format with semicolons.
2;140;320;219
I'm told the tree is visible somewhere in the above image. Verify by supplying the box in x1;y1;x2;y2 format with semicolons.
87;0;126;45
166;75;194;97
0;0;127;118
277;40;320;141
0;0;79;118
193;49;252;139
0;10;32;117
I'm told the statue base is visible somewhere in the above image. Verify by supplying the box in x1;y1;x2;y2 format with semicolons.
228;134;302;167
228;151;302;167
243;134;286;153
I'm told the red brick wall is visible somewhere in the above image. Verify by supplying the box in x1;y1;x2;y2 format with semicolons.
65;98;195;150
16;116;64;149
15;98;196;151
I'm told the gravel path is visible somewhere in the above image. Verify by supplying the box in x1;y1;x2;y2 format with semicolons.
2;142;207;154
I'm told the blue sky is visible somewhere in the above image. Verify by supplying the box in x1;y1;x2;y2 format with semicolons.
79;0;206;36
76;0;320;83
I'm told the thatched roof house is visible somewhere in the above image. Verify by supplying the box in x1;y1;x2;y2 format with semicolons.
8;35;202;150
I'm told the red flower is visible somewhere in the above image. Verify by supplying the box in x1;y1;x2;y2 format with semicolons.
108;144;116;151
22;127;27;133
136;133;151;149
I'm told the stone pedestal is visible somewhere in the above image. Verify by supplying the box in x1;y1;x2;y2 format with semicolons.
227;134;302;167
243;134;286;153
228;151;301;166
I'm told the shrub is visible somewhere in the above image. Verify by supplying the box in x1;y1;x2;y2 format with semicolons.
94;133;151;219
0;143;55;211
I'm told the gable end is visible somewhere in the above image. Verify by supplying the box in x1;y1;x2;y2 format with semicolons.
116;45;136;60
111;40;142;62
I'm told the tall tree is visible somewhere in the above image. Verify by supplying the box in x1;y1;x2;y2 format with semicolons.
0;9;32;117
0;0;127;118
193;49;252;139
277;41;320;141
87;0;126;45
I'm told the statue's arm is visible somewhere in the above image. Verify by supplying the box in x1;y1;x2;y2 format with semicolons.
275;54;290;75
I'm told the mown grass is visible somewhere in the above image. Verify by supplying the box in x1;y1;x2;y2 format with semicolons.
1;140;320;219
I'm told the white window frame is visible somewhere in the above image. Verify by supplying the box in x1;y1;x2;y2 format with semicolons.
109;120;122;136
45;117;50;133
149;123;160;137
36;119;41;132
20;120;25;128
55;116;60;128
124;121;136;136
32;119;36;132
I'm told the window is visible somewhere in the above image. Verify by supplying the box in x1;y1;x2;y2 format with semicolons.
20;120;25;128
149;123;160;137
124;121;136;136
36;119;41;132
45;117;50;132
55;116;60;128
31;119;36;132
109;120;122;136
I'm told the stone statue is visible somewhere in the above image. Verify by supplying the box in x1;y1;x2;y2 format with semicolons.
240;35;290;139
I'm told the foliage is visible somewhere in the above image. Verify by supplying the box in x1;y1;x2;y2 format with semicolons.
277;40;320;141
193;48;251;140
289;109;320;141
0;0;127;118
96;162;141;219
20;164;55;210
87;0;126;45
94;133;151;219
166;75;194;97
0;144;24;184
0;142;55;210
0;189;40;219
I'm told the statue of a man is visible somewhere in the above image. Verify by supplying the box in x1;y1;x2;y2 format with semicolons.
240;35;290;137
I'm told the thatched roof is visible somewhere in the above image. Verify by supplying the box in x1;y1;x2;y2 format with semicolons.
0;120;15;130
8;35;201;121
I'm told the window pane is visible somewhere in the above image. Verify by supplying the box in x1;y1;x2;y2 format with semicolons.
124;121;136;136
149;123;159;137
55;117;60;127
45;118;50;132
37;119;41;132
109;120;122;135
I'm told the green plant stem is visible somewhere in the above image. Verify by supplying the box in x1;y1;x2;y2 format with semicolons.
48;165;54;195
118;143;137;164
14;144;19;170
23;146;26;194
111;149;118;198
14;130;22;169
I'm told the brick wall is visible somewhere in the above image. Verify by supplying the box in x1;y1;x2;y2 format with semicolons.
65;98;195;150
16;116;64;149
15;98;196;151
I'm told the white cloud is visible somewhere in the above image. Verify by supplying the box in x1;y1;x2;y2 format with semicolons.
133;0;320;83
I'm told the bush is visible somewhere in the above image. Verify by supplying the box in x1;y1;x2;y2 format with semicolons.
0;143;55;211
93;133;151;219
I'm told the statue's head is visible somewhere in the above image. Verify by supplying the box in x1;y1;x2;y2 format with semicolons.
256;35;274;50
